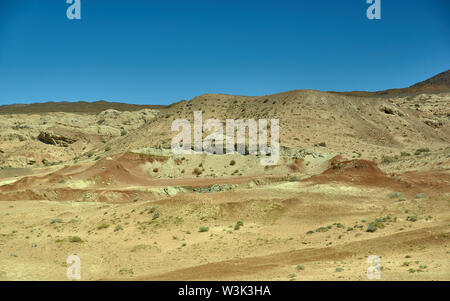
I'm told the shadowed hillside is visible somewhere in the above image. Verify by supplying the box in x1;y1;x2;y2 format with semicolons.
0;100;168;114
330;69;450;97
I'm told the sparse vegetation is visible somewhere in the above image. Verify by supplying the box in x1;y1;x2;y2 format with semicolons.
97;223;110;230
415;193;427;199
366;223;377;232
414;148;430;155
381;155;397;164
366;216;393;232
198;226;209;232
388;192;403;199
68;236;83;243
193;168;202;176
234;220;244;230
406;216;418;222
315;227;329;233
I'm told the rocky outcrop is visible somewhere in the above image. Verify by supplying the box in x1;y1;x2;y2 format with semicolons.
38;126;81;147
379;104;405;117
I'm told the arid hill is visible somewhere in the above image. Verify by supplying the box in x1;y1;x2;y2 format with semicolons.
0;100;168;114
330;69;450;97
1;70;448;115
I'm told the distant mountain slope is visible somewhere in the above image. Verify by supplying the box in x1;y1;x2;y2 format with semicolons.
410;69;450;89
331;69;450;97
1;70;448;114
0;100;168;114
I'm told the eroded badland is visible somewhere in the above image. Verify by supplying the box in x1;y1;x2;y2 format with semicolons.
0;71;449;280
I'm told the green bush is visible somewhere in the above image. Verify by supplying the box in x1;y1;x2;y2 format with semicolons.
97;223;110;230
406;216;418;222
234;220;244;230
68;236;83;243
198;226;209;233
366;222;377;232
315;227;328;233
414;148;430;155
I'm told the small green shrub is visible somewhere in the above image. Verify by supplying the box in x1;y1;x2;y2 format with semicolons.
406;216;418;222
381;156;397;164
234;220;244;230
315;227;328;233
388;192;403;199
198;226;209;232
366;222;377;232
68;236;83;243
97;223;110;230
414;148;430;155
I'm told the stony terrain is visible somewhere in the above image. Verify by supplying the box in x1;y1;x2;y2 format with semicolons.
0;71;449;281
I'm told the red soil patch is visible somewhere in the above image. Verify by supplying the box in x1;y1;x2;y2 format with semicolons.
0;152;161;192
0;176;43;192
399;170;450;193
305;158;450;196
61;152;165;187
304;159;414;191
288;158;306;172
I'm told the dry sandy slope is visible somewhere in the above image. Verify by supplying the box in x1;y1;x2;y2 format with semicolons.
0;162;449;281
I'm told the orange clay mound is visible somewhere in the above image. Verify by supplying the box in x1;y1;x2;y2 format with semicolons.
0;152;167;193
304;159;414;191
304;158;450;197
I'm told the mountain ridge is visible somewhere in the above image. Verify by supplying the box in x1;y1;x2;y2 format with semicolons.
1;69;448;114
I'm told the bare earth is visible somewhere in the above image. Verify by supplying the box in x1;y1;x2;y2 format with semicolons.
0;71;449;281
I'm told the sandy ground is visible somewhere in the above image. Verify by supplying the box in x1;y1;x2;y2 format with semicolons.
0;164;448;280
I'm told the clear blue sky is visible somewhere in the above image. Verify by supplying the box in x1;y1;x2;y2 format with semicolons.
0;0;449;105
